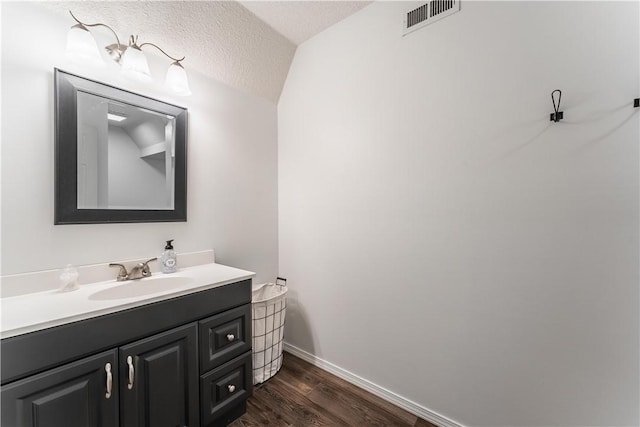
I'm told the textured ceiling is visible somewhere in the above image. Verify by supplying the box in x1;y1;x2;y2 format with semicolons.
40;1;370;103
239;1;372;45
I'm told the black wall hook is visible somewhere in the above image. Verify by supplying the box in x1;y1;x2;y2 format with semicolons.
634;98;639;108
550;89;563;122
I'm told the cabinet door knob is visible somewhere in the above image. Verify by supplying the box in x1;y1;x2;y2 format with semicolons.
227;384;236;393
127;356;135;390
105;362;113;399
226;334;235;342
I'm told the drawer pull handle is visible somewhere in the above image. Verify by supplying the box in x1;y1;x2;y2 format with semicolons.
127;356;135;390
105;363;112;399
227;384;236;393
226;334;235;342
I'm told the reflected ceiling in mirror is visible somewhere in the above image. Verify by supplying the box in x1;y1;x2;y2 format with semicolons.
55;69;187;224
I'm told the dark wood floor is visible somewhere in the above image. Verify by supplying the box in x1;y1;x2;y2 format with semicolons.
230;352;438;426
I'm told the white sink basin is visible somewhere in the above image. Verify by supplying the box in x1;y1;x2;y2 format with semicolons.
89;276;194;300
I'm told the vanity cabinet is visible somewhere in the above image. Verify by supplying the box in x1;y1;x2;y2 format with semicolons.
1;279;252;427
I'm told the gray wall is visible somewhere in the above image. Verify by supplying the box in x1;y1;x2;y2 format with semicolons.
0;2;278;285
278;1;639;426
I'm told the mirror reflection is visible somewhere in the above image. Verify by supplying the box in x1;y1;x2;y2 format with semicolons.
77;93;176;210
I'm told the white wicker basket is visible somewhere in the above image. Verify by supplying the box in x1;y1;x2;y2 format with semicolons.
251;278;287;385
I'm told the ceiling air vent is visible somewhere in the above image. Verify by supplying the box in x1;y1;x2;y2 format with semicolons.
403;0;460;36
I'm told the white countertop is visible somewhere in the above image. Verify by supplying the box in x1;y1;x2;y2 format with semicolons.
1;262;255;339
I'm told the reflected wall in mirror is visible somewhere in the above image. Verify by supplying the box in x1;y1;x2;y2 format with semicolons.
54;69;187;224
76;93;176;210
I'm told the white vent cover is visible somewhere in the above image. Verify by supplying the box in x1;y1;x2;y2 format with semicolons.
402;0;460;36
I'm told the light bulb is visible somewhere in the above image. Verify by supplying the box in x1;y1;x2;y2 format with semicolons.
165;62;191;96
65;24;104;67
121;45;152;83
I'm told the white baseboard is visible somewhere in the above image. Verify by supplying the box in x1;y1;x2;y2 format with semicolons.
283;342;464;427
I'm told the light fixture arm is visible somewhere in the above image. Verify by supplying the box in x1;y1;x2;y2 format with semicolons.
138;42;186;64
69;10;122;48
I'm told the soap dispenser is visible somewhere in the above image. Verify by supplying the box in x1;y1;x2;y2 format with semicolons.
161;240;177;273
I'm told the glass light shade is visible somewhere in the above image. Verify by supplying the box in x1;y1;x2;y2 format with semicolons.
165;62;192;96
65;24;104;66
121;46;152;83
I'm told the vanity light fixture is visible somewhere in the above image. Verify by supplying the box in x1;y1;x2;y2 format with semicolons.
65;11;191;96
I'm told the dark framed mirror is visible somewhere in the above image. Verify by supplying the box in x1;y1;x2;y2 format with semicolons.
54;69;187;224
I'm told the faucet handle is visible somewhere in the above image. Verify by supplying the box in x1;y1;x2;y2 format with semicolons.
140;258;158;277
109;263;128;281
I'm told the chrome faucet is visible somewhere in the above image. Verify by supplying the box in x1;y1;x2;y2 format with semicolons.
129;258;158;280
109;263;129;281
109;258;158;281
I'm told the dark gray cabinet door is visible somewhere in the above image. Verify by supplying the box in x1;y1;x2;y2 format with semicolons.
119;322;198;427
0;350;118;427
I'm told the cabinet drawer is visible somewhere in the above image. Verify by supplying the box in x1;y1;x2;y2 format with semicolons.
199;304;251;373
200;351;252;427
